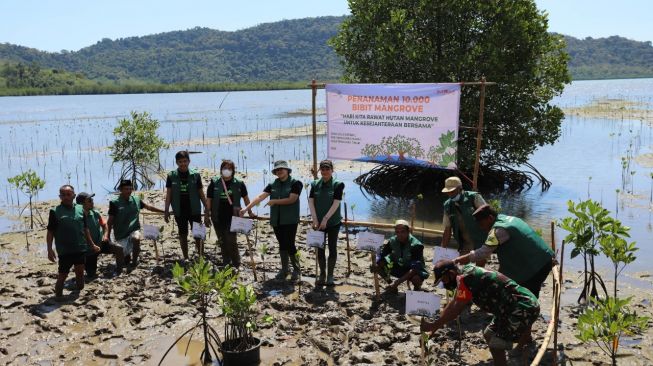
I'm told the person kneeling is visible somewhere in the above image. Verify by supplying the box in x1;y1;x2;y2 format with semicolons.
421;260;540;366
372;220;429;293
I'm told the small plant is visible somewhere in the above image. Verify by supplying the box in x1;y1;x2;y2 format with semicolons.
487;198;502;213
160;258;235;365
7;169;46;229
599;219;637;298
220;282;270;353
110;111;168;190
258;242;269;281
576;297;649;366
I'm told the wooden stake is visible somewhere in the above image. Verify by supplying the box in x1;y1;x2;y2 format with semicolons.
153;239;160;263
344;203;352;277
311;79;318;180
371;252;380;299
245;234;258;281
472;77;487;191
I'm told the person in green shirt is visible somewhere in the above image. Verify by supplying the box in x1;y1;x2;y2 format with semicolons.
371;220;429;293
308;160;344;286
77;192;125;278
453;204;554;298
241;160;303;281
440;176;488;265
46;185;100;298
421;260;540;366
104;179;165;267
164;151;210;260
206;159;254;268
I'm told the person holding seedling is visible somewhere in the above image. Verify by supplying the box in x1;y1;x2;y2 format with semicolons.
206;159;254;268
308;159;344;286
104;179;164;267
46;185;99;298
421;260;540;366
78;191;124;277
371;219;429;293
164;150;210;260
241;160;303;281
440;176;488;264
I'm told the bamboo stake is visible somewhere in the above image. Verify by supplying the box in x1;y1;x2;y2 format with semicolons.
344;202;352;277
371;252;380;299
530;262;562;366
153;239;160;263
551;221;557;365
472;77;487;191
310;79;318;180
410;202;416;233
245;234;258;281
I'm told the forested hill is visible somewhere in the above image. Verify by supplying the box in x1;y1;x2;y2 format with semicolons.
1;16;653;86
564;35;653;80
0;16;345;84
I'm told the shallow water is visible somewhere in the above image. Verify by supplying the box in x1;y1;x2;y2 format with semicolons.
1;79;652;272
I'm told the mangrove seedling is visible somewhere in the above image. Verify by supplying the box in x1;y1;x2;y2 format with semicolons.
159;258;235;365
220;282;272;354
7;169;46;230
598;219;637;299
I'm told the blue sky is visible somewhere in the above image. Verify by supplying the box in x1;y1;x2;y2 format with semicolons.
0;0;651;52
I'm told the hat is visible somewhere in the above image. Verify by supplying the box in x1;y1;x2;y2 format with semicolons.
472;204;496;220
272;160;292;174
394;219;411;230
319;160;334;169
432;260;458;287
76;192;95;204
441;177;462;193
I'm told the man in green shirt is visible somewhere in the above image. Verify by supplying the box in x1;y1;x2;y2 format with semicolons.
453;205;554;298
440;176;488;264
164;151;210;259
47;185;100;298
77;192;124;278
104;180;165;267
421;260;540;366
372;220;429;292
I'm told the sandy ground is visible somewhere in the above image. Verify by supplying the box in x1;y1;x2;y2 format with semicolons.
562;98;653;126
1;186;652;366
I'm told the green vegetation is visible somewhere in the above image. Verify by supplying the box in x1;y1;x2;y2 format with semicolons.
7;169;46;229
110;111;168;190
1;17;652;97
330;0;570;174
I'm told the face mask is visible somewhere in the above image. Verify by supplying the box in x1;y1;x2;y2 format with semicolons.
444;274;457;291
221;169;233;178
451;193;461;202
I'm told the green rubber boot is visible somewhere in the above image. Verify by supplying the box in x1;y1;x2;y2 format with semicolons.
275;251;289;280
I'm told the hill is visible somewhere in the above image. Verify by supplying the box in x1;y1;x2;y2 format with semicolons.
1;16;653;92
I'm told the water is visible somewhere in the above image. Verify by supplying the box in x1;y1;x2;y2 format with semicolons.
1;79;652;272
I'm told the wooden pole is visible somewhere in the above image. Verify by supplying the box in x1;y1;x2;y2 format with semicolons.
153;239;160;263
371;252;380;299
551;221;558;365
311;79;318;180
245;234;258;281
472;77;487;191
344;203;352;277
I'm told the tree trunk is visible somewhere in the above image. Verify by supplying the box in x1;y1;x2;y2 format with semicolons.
29;195;34;230
202;297;212;364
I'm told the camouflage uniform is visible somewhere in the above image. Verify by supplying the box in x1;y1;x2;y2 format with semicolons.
455;264;540;343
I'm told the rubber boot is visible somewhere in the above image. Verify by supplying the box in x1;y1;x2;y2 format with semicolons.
290;253;301;281
275;251;289;280
317;251;326;285
326;254;336;286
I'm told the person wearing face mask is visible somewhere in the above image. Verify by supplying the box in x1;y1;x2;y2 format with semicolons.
441;176;488;262
241;160;303;281
206;160;253;268
421;260;540;366
164;151;210;260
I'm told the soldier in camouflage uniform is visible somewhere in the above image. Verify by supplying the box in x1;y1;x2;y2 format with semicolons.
421;260;540;366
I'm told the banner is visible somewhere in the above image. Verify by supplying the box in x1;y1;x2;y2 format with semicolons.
326;83;460;169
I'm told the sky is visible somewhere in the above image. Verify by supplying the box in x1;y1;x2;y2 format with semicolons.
0;0;651;52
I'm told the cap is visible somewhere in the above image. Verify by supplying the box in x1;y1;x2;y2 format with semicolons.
119;179;133;188
394;219;411;230
76;192;95;204
272;160;292;174
472;204;496;220
432;260;458;287
441;176;462;193
319;160;334;169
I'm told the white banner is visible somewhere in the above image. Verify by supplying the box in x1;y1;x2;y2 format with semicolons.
355;232;385;252
406;290;441;317
432;247;460;264
142;224;160;241
326;83;460;169
306;230;325;249
230;216;253;235
192;223;206;240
